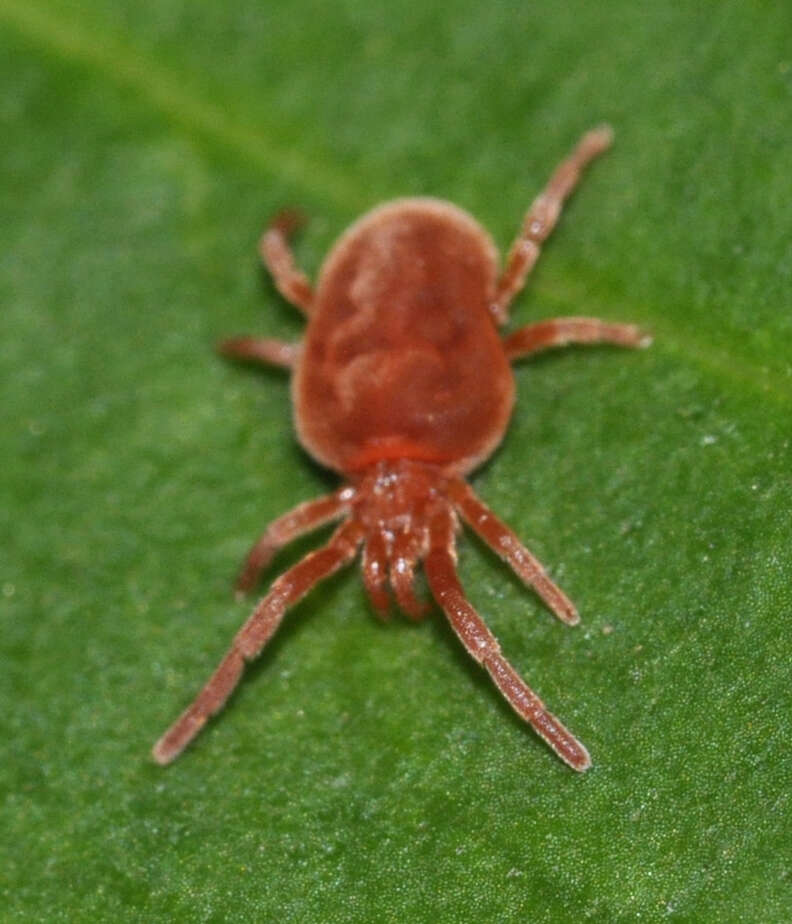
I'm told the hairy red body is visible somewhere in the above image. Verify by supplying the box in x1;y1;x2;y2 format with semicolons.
295;199;513;473
153;127;648;771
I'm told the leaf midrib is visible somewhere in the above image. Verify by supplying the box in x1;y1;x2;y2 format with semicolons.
0;0;368;211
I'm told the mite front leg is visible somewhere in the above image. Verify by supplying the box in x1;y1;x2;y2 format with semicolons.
152;519;363;765
448;479;578;625
260;209;314;315
491;126;614;325
233;487;355;596
217;337;301;369
389;525;429;621
362;529;391;620
424;508;591;772
503;316;650;361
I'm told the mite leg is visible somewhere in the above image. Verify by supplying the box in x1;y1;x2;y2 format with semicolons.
491;126;614;325
152;519;363;765
448;479;578;626
424;508;591;771
260;209;314;315
390;526;429;621
233;487;355;596
362;528;391;620
503;316;650;361
217;336;301;370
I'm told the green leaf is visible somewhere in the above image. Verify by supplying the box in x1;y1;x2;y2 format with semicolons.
2;1;790;919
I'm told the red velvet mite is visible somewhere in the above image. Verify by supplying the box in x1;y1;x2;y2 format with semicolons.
153;126;648;771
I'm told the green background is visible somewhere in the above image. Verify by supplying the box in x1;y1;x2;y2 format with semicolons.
2;1;790;920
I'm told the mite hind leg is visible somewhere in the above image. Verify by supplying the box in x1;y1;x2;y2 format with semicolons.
217;336;301;369
152;519;363;765
217;211;314;368
424;508;590;771
491;126;614;325
259;209;314;315
503;316;650;361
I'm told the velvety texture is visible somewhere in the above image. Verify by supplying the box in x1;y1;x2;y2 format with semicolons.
297;199;513;473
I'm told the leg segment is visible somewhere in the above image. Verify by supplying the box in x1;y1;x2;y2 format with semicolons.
217;336;301;370
491;126;614;325
152;519;363;765
503;316;650;361
362;528;391;620
259;209;314;315
389;526;428;621
233;487;355;596
448;479;578;625
424;508;591;771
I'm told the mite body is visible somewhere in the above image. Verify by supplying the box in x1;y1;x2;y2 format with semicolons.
153;127;648;771
295;198;513;474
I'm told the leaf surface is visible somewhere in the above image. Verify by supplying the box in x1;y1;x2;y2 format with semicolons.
2;1;790;919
